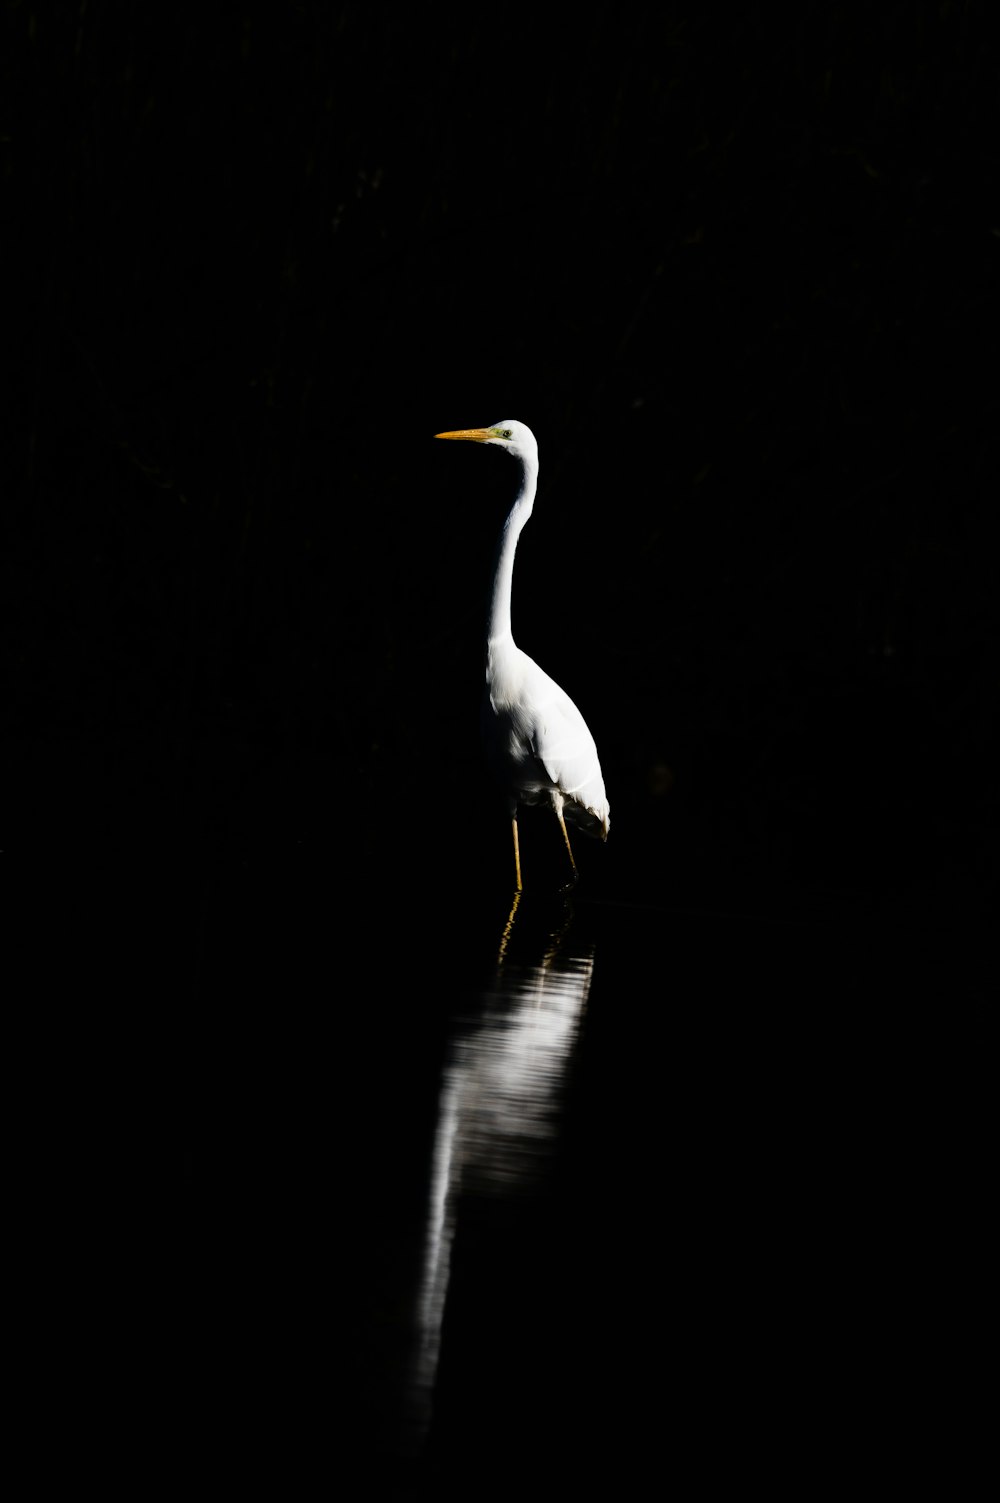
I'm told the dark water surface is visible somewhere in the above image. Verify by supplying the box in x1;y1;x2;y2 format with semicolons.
41;794;976;1496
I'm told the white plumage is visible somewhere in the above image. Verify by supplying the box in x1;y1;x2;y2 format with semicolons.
436;419;610;889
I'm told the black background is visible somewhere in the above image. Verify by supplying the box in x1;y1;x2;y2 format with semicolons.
6;4;996;905
5;4;995;1492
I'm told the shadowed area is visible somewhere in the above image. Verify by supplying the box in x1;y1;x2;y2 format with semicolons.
3;5;993;1494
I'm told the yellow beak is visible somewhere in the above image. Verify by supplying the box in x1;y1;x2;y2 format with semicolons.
434;427;493;442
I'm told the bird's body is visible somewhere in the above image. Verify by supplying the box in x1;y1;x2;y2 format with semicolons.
482;642;609;839
436;419;609;889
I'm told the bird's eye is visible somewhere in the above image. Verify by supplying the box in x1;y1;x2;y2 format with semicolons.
501;429;512;439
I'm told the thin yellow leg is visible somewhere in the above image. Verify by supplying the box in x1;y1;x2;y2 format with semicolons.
556;808;577;873
512;816;522;892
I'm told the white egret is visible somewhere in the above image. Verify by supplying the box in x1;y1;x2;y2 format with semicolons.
435;420;610;890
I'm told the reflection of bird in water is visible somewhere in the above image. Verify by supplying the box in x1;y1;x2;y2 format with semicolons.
407;895;595;1457
435;421;610;891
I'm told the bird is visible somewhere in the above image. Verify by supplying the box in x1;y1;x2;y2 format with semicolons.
435;420;610;891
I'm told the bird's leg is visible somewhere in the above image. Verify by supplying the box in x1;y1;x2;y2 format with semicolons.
511;816;522;892
554;805;578;881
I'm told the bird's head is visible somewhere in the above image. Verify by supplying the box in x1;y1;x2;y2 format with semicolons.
435;420;537;464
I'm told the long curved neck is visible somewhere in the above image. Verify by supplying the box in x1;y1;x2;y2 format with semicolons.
487;448;538;649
